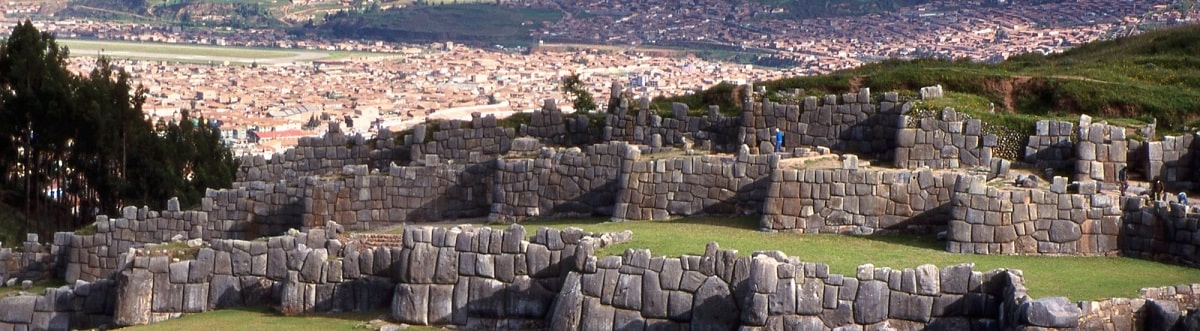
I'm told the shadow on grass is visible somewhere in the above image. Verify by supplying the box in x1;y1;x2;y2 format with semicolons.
855;233;946;251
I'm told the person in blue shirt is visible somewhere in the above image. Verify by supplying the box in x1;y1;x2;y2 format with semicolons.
1179;192;1189;205
774;128;783;153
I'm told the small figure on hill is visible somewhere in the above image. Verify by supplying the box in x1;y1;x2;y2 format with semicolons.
1118;165;1128;195
1152;179;1166;201
774;128;783;153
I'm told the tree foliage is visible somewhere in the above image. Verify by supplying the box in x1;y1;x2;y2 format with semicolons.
560;74;596;113
0;20;237;236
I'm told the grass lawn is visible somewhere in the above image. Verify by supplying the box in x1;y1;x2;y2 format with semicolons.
121;306;446;331
512;216;1200;302
0;279;67;299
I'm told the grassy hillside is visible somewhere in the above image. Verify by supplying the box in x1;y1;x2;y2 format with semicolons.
664;23;1200;133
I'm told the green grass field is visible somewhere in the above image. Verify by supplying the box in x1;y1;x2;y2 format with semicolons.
320;4;562;46
120;306;436;331
507;217;1200;302
57;39;391;65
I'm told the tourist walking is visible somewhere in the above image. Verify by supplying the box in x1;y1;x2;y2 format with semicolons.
1118;165;1128;195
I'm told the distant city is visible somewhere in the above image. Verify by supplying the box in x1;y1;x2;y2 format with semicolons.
0;0;1191;157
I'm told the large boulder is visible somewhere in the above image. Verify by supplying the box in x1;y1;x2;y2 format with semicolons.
1021;296;1081;328
691;276;739;331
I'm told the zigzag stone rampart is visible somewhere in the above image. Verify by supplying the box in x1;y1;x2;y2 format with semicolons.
6;85;1200;330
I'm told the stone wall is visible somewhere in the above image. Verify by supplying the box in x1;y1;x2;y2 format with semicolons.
237;123;394;182
0;279;116;330
105;224;631;329
1144;132;1199;190
111;222;385;325
0;235;55;285
488;142;629;223
550;242;1030;330
12;223;1200;330
303;163;492;230
761;167;956;235
206;183;305;239
521;105;604;147
946;175;1123;255
607;100;742;153
1119;200;1200;268
613;146;775;221
742;89;902;159
1072;283;1200;330
946;173;1200;263
1025;120;1075;173
59;205;213;283
1075;117;1129;184
894;108;995;169
407;114;516;165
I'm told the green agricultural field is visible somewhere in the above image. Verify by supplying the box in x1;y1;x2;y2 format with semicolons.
506;216;1200;302
319;4;563;47
57;39;389;65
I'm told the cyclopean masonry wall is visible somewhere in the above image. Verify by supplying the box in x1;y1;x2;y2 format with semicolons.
520;102;604;147
946;175;1124;255
302;162;493;229
0;235;56;286
407;113;516;165
606;99;743;153
488;141;630;223
1144;132;1199;190
761;166;956;235
1118;199;1200;267
741;89;902;159
1025;120;1075;173
237;122;398;182
0;279;117;330
111;222;397;325
9;225;1200;330
946;173;1200;263
894;108;995;169
59;204;227;283
548;241;1088;330
1074;116;1129;185
106;224;633;329
1022;116;1200;191
613;145;775;221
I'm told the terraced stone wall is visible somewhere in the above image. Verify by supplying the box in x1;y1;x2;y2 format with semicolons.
946;175;1123;255
302;163;492;230
761;167;956;235
947;174;1200;264
488;142;631;223
550;242;1033;330
741;90;902;159
1025;120;1075;173
407;114;516;165
236;123;396;182
894;108;995;169
613;146;775;221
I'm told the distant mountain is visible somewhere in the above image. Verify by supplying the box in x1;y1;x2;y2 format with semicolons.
664;23;1200;132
